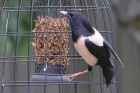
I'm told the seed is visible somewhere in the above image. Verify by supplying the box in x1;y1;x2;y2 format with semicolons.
32;16;70;66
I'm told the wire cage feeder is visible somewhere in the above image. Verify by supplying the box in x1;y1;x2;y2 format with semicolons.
0;0;121;93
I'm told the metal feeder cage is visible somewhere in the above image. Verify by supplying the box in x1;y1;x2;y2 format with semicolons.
0;0;121;93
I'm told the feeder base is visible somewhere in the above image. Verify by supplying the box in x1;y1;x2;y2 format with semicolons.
31;75;70;81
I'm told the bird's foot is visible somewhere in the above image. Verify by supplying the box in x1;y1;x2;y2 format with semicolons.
65;72;82;81
65;70;88;81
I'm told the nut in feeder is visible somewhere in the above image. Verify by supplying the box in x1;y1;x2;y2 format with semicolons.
31;16;70;81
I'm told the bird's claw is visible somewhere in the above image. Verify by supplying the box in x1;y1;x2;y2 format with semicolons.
65;72;82;81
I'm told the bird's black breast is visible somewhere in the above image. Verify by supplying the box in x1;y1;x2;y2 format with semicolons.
71;26;81;43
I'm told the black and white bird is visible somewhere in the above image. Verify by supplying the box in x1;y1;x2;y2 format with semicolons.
60;11;124;87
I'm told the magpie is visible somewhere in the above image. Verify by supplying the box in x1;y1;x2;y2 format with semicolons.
60;11;124;87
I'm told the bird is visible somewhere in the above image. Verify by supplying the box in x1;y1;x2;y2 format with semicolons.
60;11;124;87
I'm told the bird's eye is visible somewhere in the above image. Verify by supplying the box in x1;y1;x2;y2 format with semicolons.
68;13;75;18
72;16;75;19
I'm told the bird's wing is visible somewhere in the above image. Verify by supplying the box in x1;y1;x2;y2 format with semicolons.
85;39;115;68
103;39;124;68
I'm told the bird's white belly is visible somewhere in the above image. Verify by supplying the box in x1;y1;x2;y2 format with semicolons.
74;37;98;66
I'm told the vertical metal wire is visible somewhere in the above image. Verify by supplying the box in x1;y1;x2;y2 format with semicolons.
44;0;49;93
103;1;114;92
93;0;105;92
0;0;13;93
0;0;6;28
44;14;47;93
69;1;81;93
93;0;100;30
104;0;121;93
14;0;22;93
99;0;109;92
0;1;6;91
82;1;91;93
106;0;121;92
27;0;34;93
59;1;63;93
87;2;96;93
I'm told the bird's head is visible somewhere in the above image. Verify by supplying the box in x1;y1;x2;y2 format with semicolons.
60;11;86;24
60;11;93;33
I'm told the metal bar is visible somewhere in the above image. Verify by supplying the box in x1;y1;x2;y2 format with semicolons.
0;0;14;93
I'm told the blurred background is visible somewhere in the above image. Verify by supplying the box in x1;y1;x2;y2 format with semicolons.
109;0;140;93
0;0;140;93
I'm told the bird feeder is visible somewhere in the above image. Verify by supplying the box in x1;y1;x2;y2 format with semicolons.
31;16;70;81
0;0;122;93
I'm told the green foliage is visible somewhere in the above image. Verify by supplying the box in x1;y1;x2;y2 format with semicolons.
0;0;36;61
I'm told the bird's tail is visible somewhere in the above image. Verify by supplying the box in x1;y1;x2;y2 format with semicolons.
100;65;114;88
